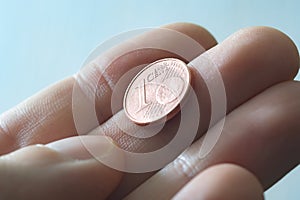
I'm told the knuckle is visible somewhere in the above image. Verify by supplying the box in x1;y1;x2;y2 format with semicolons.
172;154;200;181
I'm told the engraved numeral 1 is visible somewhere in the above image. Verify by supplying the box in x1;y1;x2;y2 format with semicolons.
135;79;149;113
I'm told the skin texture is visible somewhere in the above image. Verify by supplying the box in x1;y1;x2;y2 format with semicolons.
0;23;216;154
172;164;264;200
0;22;299;199
111;26;300;199
126;80;300;199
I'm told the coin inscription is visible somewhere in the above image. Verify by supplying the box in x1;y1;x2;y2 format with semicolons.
123;58;191;125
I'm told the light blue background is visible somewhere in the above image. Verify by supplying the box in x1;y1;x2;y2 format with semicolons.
0;0;299;199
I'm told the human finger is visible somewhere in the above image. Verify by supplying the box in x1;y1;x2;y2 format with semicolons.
122;26;299;199
126;81;300;199
0;23;216;155
0;135;122;200
172;164;264;200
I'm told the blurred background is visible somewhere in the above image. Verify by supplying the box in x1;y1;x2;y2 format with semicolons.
0;0;299;199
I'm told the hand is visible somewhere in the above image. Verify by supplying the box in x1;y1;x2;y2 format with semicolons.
0;23;299;200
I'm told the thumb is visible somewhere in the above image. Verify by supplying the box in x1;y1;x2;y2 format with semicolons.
0;135;123;200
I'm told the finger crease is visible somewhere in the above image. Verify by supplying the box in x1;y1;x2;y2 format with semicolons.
95;63;115;91
173;154;199;181
0;118;18;149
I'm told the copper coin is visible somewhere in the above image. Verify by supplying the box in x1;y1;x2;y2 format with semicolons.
123;58;191;125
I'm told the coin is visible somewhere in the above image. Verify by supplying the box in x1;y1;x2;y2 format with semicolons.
123;58;191;125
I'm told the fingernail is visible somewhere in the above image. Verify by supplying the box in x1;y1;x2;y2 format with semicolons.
46;135;120;161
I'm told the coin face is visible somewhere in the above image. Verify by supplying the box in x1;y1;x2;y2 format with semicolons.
123;58;191;125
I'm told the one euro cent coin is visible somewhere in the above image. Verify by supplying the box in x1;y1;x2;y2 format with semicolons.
123;58;191;125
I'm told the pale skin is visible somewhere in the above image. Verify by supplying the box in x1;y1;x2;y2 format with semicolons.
0;23;299;200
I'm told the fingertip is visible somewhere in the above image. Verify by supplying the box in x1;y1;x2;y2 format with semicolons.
225;26;299;79
162;22;217;49
46;136;116;160
173;163;264;200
